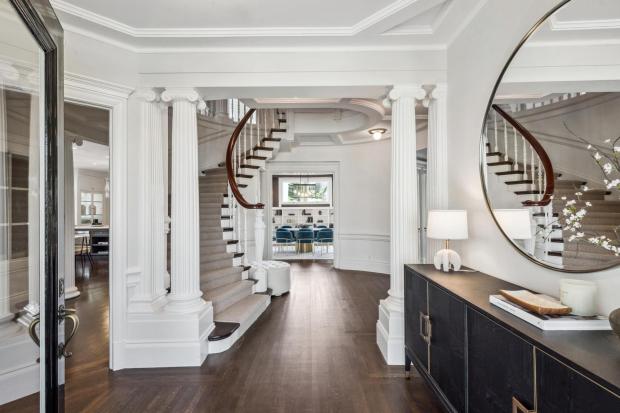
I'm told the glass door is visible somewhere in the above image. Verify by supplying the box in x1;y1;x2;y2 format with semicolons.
0;0;64;411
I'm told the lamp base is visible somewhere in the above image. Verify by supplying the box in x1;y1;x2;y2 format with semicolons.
433;249;462;272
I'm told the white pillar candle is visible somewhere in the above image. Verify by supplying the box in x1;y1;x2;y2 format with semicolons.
560;279;597;317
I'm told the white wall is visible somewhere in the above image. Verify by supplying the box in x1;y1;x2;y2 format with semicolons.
447;0;620;316
76;168;110;225
270;141;391;274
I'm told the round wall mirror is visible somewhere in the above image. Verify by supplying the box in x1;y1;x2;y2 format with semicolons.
481;0;620;272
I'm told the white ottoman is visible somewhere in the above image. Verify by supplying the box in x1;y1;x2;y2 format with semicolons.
251;260;291;296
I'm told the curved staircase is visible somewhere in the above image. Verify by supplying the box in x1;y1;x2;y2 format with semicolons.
484;104;620;270
201;105;286;352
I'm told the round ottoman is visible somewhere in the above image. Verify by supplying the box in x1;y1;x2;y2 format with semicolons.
252;260;291;296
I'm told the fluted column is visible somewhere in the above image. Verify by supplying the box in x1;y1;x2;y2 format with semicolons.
25;92;42;312
377;84;425;365
161;88;207;313
130;89;168;311
426;85;449;264
0;87;10;322
64;135;80;300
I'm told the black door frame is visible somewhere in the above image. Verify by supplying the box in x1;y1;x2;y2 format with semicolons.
8;0;63;411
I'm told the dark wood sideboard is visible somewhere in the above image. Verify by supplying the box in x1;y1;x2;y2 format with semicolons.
404;264;620;413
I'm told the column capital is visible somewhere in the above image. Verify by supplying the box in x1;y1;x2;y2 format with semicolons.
161;88;206;111
428;84;448;101
131;87;160;103
388;85;426;102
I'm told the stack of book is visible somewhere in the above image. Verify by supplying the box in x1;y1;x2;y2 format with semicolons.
489;291;611;331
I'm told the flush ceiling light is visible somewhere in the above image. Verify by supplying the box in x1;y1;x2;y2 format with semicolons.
369;128;387;140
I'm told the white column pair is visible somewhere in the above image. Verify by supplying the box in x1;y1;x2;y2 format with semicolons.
128;88;208;313
377;84;448;365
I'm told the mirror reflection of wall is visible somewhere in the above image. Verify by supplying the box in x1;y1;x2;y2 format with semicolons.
481;0;620;272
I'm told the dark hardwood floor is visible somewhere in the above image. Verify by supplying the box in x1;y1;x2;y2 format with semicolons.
3;260;442;413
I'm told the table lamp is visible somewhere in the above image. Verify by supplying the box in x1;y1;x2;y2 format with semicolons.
493;209;533;254
427;210;468;272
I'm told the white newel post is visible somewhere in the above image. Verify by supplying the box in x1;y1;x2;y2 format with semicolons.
161;88;208;313
377;85;425;365
0;87;11;322
425;85;449;264
130;89;168;311
253;209;267;292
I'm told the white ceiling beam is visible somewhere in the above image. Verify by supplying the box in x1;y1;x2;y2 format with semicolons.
354;0;448;36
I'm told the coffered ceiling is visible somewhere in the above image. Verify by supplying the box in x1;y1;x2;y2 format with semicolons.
49;0;484;51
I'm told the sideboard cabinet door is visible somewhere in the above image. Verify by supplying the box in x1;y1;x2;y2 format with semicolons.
467;308;534;413
428;283;466;413
404;268;428;370
537;350;620;413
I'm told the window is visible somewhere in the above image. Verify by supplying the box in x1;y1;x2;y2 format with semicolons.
80;191;104;224
279;176;332;206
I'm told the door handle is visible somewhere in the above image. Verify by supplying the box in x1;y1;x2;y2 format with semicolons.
27;307;80;359
512;396;536;413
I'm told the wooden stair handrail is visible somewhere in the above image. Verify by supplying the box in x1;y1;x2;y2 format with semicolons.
492;104;554;206
226;108;264;209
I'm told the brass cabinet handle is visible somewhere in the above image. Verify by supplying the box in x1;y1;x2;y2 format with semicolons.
512;397;536;413
26;307;80;359
419;312;431;344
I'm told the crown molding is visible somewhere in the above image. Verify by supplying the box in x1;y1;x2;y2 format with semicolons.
549;15;620;31
51;0;436;38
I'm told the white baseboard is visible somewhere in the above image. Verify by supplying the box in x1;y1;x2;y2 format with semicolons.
337;258;390;275
0;364;39;405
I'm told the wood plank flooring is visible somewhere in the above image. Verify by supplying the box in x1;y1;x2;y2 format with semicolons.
3;260;442;413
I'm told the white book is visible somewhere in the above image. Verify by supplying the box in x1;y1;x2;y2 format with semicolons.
489;295;611;331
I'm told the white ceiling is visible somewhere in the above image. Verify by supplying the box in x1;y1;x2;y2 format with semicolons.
50;0;485;51
73;140;109;172
528;0;620;45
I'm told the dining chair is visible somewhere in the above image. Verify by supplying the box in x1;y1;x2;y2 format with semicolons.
275;229;296;254
296;229;315;254
315;228;334;255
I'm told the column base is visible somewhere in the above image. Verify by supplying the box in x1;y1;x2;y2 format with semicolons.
128;291;168;313
17;303;40;327
120;302;214;368
165;292;207;314
376;296;405;365
65;286;80;300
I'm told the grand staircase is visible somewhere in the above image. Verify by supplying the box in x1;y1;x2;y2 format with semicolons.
201;105;286;352
484;104;620;270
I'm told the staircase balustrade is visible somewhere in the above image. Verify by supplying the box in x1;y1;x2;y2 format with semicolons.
486;104;555;206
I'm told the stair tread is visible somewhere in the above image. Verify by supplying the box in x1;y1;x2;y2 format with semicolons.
236;173;253;179
486;152;502;156
505;180;533;185
254;146;274;151
204;280;253;302
246;155;268;160
214;293;269;324
487;161;513;166
240;164;260;169
208;321;240;341
202;265;243;280
262;137;281;142
495;170;524;176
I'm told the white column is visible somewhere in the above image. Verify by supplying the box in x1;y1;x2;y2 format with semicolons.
377;84;425;365
425;84;449;264
161;88;207;313
213;99;229;122
24;92;41;313
130;89;168;311
64;135;79;299
253;209;267;292
0;87;11;322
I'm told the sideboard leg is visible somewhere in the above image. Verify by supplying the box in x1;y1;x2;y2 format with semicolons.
405;354;411;379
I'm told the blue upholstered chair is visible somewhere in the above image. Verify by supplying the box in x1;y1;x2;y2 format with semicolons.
316;225;327;229
314;228;334;255
275;229;295;254
296;228;314;253
281;225;292;229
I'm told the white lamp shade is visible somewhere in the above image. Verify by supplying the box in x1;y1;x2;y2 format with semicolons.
493;209;532;240
427;210;468;240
